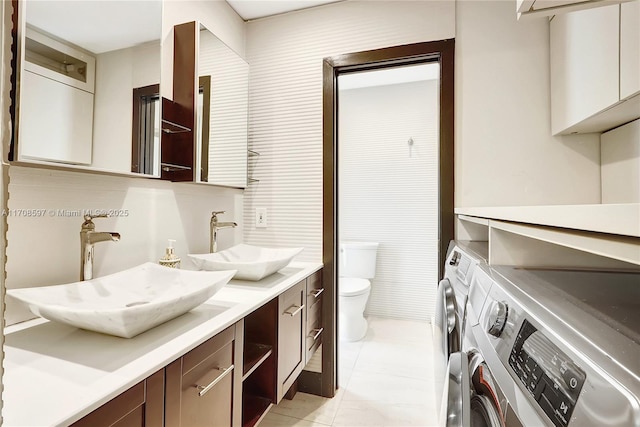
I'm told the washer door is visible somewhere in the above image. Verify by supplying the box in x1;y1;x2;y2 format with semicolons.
469;352;505;427
435;278;461;422
441;351;471;427
435;278;460;360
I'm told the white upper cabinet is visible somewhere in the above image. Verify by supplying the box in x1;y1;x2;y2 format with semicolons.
620;1;640;100
518;0;599;19
550;5;620;135
550;3;640;135
518;0;635;19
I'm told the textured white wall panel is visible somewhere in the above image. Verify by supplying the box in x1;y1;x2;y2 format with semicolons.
339;81;439;321
244;1;455;263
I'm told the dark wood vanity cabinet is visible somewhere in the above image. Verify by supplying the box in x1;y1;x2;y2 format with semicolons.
71;370;165;427
165;325;242;427
305;270;323;362
66;269;324;427
72;325;242;427
277;279;307;402
242;299;278;427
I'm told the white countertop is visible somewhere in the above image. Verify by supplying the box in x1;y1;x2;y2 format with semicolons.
455;203;640;237
2;262;323;427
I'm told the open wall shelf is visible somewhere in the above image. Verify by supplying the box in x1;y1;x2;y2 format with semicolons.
456;204;640;267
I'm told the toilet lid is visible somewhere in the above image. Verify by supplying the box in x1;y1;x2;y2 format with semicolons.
339;277;370;297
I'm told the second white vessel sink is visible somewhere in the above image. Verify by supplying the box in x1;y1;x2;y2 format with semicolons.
189;244;303;281
7;262;236;338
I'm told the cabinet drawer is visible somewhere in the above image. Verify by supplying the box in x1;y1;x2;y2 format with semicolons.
72;382;144;427
183;326;234;374
306;305;323;360
181;342;234;427
165;325;236;427
306;299;322;333
72;369;164;427
306;270;323;311
277;280;306;401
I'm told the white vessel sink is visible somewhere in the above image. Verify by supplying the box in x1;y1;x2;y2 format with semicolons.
189;244;303;281
7;262;236;338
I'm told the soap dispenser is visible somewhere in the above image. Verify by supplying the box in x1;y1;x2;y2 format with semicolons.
159;239;181;269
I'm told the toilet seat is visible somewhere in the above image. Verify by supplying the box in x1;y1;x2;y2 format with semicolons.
339;277;370;297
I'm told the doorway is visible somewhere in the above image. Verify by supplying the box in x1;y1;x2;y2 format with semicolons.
321;40;455;398
338;62;440;323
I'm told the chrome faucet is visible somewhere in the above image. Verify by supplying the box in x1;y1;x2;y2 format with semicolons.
80;214;121;281
210;211;237;253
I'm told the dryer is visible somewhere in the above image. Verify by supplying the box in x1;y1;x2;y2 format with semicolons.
435;241;488;420
435;241;488;359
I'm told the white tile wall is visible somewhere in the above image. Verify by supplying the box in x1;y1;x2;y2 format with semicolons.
244;1;456;262
339;80;439;321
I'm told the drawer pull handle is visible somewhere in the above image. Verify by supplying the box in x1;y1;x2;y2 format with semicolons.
195;365;234;397
285;304;305;317
309;327;324;341
309;288;324;298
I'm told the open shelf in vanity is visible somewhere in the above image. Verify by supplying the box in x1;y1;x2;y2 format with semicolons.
241;298;278;427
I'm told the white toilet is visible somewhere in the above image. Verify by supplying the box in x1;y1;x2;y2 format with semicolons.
339;241;379;342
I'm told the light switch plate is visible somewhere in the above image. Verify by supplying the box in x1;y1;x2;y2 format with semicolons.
256;207;267;228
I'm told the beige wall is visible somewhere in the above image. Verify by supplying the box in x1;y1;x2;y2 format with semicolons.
92;42;161;173
455;0;601;207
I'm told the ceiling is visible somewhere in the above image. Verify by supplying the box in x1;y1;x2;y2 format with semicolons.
339;63;441;90
27;1;162;54
226;0;343;20
25;0;340;54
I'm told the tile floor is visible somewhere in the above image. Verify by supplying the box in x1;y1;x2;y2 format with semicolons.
260;317;440;426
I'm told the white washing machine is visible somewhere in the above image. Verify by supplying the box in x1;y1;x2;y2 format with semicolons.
467;266;640;427
442;264;528;426
434;241;488;420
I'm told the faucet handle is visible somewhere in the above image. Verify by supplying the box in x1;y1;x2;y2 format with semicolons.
84;213;109;222
211;211;226;221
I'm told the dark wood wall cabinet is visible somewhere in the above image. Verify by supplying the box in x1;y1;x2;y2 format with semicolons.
69;268;323;427
160;22;196;181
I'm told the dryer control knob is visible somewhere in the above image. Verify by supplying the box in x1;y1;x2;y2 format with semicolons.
487;301;508;338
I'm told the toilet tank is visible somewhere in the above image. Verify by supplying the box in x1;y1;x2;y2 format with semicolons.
339;241;379;279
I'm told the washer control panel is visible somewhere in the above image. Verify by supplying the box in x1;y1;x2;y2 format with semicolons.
509;320;586;427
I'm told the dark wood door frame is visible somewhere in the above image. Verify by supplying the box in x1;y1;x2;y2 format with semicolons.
321;39;455;397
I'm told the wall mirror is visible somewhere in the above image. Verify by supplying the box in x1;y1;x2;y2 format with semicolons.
196;24;249;188
12;0;162;177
